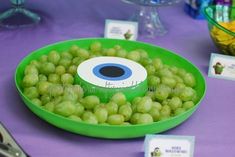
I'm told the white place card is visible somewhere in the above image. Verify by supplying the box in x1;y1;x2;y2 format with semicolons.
208;53;235;81
104;19;138;40
144;135;195;157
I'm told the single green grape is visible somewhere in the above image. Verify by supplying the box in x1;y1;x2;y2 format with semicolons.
93;103;106;113
174;108;186;116
84;115;98;124
140;57;152;66
52;96;62;105
161;99;170;106
60;51;73;60
192;93;198;103
136;96;152;113
126;51;140;62
168;97;182;110
38;74;47;82
69;45;79;57
31;98;42;106
183;101;195;110
130;113;141;124
106;48;116;56
78;49;89;59
145;65;155;75
149;107;160;121
110;92;126;106
30;60;40;69
68;115;82;122
58;58;71;68
137;114;153;124
118;104;132;121
116;49;127;58
24;65;38;75
132;97;142;105
55;65;66;75
157;68;173;78
177;68;187;77
44;102;55;112
61;73;74;85
67;65;77;76
131;103;137;113
113;45;122;51
72;85;84;99
37;81;51;95
171;86;184;98
74;102;85;117
40;62;55;75
145;91;155;100
101;48;108;56
23;74;39;87
183;73;196;87
160;105;171;117
152;58;163;70
173;75;184;84
106;101;118;115
82;111;94;120
24;87;39;99
40;94;51;105
107;114;124;125
48;51;60;65
63;86;78;102
151;102;162;110
148;75;160;88
154;84;171;101
90;42;102;53
54;101;76;117
72;57;84;66
94;107;108;123
82;111;98;124
169;66;178;74
138;49;149;58
48;84;64;97
48;74;60;84
179;87;195;101
82;95;100;110
39;55;48;63
175;83;186;88
161;77;176;88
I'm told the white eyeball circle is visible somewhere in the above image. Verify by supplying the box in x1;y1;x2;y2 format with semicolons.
77;56;147;88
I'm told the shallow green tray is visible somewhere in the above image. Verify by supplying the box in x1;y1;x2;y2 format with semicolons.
15;38;206;139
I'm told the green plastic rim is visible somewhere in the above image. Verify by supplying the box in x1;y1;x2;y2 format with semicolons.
15;38;207;139
204;5;235;37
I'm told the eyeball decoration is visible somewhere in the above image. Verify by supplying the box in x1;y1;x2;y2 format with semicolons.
76;56;148;102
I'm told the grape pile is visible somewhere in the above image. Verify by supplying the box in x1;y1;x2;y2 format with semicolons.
22;42;197;125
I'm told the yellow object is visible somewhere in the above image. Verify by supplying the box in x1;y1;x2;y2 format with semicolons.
210;21;235;54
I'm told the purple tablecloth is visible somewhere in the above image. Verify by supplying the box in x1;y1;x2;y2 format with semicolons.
0;0;235;156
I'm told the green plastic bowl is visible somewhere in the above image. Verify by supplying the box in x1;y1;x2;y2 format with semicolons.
204;5;235;56
15;38;206;139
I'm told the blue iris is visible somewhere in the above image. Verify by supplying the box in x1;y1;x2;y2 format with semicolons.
93;63;132;81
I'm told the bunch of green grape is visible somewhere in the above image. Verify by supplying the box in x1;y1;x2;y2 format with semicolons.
22;42;197;125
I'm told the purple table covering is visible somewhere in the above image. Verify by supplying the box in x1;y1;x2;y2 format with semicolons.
0;0;235;156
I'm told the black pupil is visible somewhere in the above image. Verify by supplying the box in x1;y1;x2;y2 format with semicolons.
99;66;125;77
